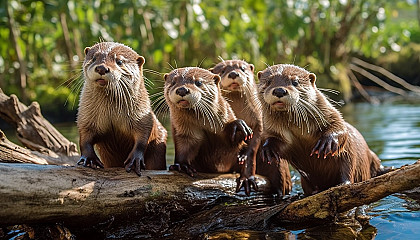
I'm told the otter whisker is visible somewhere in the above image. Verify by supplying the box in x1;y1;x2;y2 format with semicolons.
318;88;340;95
151;92;170;118
143;68;162;76
298;99;329;130
143;76;154;89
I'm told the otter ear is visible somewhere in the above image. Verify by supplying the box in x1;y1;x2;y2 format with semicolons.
309;73;316;84
213;74;221;85
209;65;222;74
164;73;169;81
257;71;263;80
84;47;90;55
249;64;255;72
137;56;145;67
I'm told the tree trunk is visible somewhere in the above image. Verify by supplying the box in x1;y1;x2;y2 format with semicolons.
6;1;27;103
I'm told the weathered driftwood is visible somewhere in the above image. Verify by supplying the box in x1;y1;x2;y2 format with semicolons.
0;163;270;233
0;129;78;166
0;161;419;237
0;130;48;165
174;160;420;236
0;88;78;157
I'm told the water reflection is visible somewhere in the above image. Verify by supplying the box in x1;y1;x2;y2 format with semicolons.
341;102;420;239
341;102;420;167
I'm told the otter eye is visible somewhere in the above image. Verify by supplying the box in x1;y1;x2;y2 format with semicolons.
195;81;203;87
92;56;96;62
240;66;246;72
221;70;225;74
116;59;123;66
292;80;299;87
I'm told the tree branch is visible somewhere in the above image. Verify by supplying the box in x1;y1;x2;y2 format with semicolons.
0;89;78;157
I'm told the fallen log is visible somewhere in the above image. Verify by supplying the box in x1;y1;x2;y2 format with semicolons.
0;163;270;232
0;160;419;238
0;129;78;166
0;88;78;157
174;160;420;236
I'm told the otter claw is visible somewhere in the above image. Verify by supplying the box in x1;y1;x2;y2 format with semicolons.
77;156;104;169
231;119;253;143
169;163;197;177
124;156;146;176
311;134;339;159
236;176;258;196
238;154;247;165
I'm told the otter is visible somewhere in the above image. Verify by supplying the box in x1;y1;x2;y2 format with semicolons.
77;42;167;175
210;60;292;196
257;64;383;196
164;67;253;184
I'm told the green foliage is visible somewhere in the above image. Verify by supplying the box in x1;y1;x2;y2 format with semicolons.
1;0;419;120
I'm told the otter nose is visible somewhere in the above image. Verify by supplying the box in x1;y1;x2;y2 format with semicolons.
272;88;288;98
228;71;239;79
95;65;110;75
176;87;190;97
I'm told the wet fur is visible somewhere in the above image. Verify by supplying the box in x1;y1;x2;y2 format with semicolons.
164;67;248;173
257;64;382;195
77;42;167;172
210;60;292;195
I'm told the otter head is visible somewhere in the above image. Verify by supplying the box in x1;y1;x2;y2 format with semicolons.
257;64;317;112
164;67;221;110
82;42;145;90
209;60;254;92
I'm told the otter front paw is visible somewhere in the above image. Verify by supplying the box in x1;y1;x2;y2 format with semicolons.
77;155;104;169
230;119;253;144
169;163;197;177
311;133;339;159
236;175;258;196
261;139;280;165
124;151;145;176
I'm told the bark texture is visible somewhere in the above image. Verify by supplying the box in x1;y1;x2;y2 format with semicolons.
0;89;78;157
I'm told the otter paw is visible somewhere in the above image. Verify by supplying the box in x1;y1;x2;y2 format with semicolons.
236;176;258;196
77;155;104;169
261;143;280;165
237;151;247;165
169;163;197;177
311;134;339;159
231;119;253;143
124;154;146;176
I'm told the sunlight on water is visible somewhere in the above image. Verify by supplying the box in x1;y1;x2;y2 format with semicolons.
341;102;420;239
342;102;420;167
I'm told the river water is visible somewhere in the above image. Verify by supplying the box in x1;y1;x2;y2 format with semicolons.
339;102;420;240
2;101;419;239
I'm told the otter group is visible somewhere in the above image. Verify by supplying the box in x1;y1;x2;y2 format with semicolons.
77;42;384;197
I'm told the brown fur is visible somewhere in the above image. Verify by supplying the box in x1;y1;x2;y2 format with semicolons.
257;64;382;196
210;60;291;195
164;67;252;177
77;42;167;175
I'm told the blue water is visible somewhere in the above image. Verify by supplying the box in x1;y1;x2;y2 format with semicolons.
341;102;420;239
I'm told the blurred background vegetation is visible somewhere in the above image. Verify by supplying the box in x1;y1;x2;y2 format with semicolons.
1;0;419;122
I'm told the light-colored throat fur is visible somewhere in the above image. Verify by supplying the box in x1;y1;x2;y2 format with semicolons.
264;88;338;137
